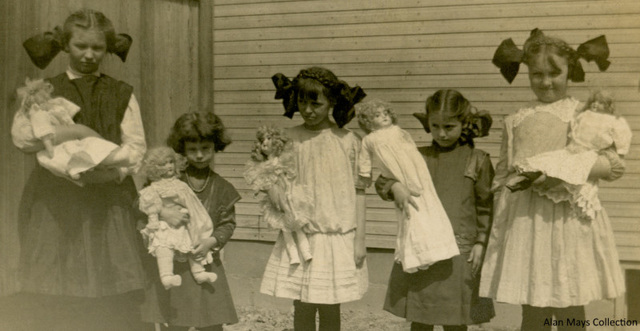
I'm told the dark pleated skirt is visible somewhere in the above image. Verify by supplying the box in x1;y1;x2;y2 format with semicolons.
384;246;495;326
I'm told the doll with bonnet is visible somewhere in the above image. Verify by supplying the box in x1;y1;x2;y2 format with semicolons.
508;90;632;220
244;126;313;265
139;146;217;289
13;77;128;182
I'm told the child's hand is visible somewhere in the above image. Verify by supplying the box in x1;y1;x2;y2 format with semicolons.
467;243;485;276
532;173;563;191
192;237;218;260
159;205;190;227
354;240;367;268
390;182;419;219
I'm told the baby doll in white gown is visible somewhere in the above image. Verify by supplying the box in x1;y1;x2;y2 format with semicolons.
508;91;632;220
12;78;129;182
138;147;217;289
244;126;313;265
356;99;459;273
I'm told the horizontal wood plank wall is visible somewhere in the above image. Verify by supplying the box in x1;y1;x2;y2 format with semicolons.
0;0;199;295
212;0;640;260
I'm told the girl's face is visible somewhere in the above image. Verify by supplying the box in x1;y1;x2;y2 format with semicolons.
371;109;392;130
159;158;176;178
184;141;215;169
66;27;107;75
527;52;569;103
297;91;333;130
428;113;462;148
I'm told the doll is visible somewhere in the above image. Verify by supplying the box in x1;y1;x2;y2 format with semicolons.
357;99;459;273
507;90;632;219
139;147;217;289
13;77;127;182
244;126;313;265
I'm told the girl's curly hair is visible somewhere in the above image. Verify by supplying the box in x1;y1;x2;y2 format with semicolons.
356;99;398;134
250;126;291;162
140;146;187;182
416;89;493;147
167;112;231;155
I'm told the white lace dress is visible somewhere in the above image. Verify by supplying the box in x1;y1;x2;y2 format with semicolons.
359;125;459;272
480;97;626;307
515;110;632;220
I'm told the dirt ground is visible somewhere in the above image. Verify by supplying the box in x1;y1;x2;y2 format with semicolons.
222;305;518;331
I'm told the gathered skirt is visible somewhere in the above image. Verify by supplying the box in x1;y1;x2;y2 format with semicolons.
260;230;368;304
479;183;625;307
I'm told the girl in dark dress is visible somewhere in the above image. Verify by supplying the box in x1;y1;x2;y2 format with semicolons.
9;9;147;331
141;112;240;331
375;90;495;331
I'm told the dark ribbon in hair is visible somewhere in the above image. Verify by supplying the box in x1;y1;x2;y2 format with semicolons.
492;28;610;83
271;72;366;128
23;26;133;69
272;73;296;119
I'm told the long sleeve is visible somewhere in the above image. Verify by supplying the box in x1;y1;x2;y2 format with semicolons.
211;179;241;250
113;94;147;179
474;153;495;246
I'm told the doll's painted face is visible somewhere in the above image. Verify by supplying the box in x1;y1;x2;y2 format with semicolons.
184;140;215;169
371;108;392;130
527;52;569;103
260;135;275;156
159;158;176;178
591;100;608;113
428;113;462;148
66;27;107;75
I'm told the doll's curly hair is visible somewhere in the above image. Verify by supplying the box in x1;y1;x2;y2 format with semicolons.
16;77;53;113
356;99;398;134
167;112;231;155
250;126;291;162
140;146;188;182
583;90;615;115
415;90;493;147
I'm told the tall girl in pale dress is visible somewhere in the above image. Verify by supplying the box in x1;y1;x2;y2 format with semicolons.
356;99;459;273
261;66;368;330
480;28;626;330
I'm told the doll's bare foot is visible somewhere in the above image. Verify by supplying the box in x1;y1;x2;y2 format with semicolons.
506;171;543;192
160;274;182;289
193;271;217;284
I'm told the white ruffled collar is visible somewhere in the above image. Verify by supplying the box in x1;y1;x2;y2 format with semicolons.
508;97;580;128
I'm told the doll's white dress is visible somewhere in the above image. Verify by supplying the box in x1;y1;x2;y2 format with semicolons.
360;125;459;273
139;177;214;265
515;110;632;220
12;97;120;182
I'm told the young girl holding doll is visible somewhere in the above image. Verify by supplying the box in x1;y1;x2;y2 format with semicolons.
480;29;626;330
356;99;459;273
140;112;240;331
8;9;147;330
261;66;368;330
375;90;495;331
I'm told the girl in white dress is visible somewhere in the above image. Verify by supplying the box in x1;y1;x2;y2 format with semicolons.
261;66;368;331
480;29;626;330
356;99;459;273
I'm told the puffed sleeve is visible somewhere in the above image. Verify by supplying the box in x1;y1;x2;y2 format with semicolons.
474;152;495;246
138;185;163;216
11;109;44;153
611;116;632;156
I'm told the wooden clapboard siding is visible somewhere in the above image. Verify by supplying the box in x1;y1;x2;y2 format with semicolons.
212;0;640;261
0;0;199;295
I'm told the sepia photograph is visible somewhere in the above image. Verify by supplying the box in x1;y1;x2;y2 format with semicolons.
0;0;639;330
